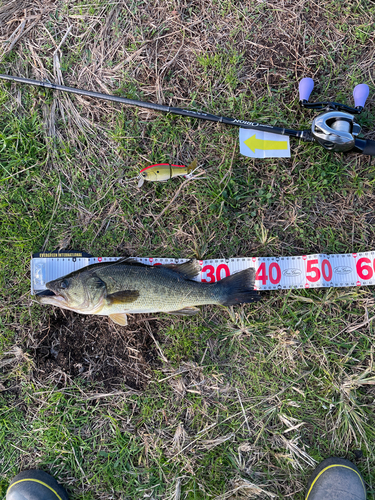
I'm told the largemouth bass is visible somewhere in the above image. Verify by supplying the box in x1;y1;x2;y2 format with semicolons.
36;259;261;326
138;159;197;186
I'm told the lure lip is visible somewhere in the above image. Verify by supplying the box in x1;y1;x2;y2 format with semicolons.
139;163;186;173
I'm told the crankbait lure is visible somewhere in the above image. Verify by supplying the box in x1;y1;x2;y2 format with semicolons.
138;159;198;187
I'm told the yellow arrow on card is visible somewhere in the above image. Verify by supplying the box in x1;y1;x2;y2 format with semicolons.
244;134;288;153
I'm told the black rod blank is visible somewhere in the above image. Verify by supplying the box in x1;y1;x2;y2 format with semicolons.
0;73;309;140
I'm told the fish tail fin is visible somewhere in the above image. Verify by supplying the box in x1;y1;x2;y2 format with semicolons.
186;158;198;174
216;268;261;306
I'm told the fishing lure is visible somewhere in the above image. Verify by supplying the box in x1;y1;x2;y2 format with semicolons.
138;159;198;187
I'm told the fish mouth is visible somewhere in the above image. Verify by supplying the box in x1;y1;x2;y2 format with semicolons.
36;286;104;314
36;289;56;297
36;288;68;306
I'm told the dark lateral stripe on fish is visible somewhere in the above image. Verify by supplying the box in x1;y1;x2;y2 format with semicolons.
140;163;186;172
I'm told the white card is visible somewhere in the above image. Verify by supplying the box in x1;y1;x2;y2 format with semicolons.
239;128;291;158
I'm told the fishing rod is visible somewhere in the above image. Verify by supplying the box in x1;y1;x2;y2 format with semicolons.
1;73;374;156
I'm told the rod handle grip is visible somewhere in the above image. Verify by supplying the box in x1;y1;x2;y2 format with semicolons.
353;84;369;109
362;139;375;156
299;78;314;102
354;138;375;156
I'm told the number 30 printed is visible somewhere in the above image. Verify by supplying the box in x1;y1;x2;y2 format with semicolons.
201;264;230;283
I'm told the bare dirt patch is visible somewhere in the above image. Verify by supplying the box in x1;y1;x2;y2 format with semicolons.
31;310;162;390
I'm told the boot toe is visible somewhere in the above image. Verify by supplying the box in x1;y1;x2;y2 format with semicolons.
306;457;366;500
6;470;69;500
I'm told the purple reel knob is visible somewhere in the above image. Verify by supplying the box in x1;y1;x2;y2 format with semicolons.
299;78;314;102
353;84;369;108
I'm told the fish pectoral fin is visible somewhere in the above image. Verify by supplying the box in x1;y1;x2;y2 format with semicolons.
162;259;201;279
168;306;200;316
106;290;139;304
109;313;128;326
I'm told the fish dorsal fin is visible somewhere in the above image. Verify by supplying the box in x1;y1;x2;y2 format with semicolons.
109;257;138;265
106;290;139;304
73;257;200;279
109;258;153;268
164;259;201;279
109;313;128;326
86;257;145;273
168;306;200;316
107;258;201;279
162;259;201;279
56;257;137;279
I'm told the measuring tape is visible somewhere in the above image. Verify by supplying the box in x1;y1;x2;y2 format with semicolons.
30;251;375;294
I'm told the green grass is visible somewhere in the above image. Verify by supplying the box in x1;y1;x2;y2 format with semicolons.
1;0;375;498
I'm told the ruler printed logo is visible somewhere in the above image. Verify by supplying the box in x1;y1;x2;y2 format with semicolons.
283;268;302;277
334;266;352;275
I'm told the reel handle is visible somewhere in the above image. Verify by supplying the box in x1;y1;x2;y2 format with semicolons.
299;78;314;102
353;84;369;109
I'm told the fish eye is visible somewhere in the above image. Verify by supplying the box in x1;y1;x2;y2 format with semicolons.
157;170;159;173
60;279;69;289
142;173;146;177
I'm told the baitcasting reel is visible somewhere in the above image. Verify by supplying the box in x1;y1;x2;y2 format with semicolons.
299;78;374;155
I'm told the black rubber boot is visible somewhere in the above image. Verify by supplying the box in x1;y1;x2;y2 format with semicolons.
6;470;69;500
305;457;366;500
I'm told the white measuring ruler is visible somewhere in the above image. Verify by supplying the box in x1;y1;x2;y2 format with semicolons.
30;250;375;294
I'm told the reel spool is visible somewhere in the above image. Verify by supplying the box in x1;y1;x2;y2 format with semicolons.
299;78;370;153
311;111;361;152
